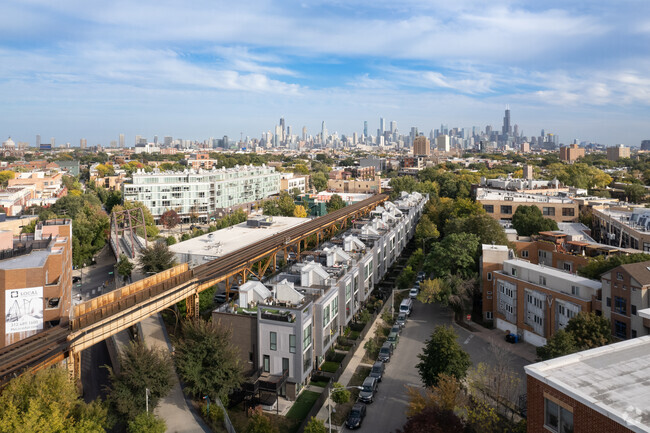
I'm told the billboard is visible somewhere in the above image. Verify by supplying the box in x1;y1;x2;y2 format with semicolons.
5;287;43;335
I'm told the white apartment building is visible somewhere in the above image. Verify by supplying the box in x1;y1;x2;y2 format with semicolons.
280;172;308;194
122;165;281;221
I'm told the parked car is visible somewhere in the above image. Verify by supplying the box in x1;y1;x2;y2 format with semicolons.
72;276;81;284
416;271;426;281
346;403;367;429
409;288;419;299
390;324;401;335
387;331;399;349
400;298;413;316
378;341;393;363
358;377;378;403
369;360;385;382
396;313;407;328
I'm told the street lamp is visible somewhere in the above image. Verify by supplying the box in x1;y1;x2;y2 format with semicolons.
328;385;363;433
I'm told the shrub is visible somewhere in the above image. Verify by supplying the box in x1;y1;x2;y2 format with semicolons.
166;235;177;246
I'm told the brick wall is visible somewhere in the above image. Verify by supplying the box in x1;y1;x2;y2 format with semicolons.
527;375;633;433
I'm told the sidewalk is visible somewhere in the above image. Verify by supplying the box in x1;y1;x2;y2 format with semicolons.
141;314;210;433
465;321;538;364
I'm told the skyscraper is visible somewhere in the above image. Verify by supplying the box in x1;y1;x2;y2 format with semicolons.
119;133;125;148
413;135;430;156
280;117;286;143
50;137;55;147
302;126;307;141
379;117;386;133
80;138;87;149
36;134;41;148
363;121;368;137
321;121;327;142
390;121;397;134
502;106;511;135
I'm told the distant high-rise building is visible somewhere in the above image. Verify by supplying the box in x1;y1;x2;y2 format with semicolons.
119;133;125;148
502;106;512;135
379;117;386;133
280;117;286;142
50;137;55;147
135;135;141;145
559;144;584;163
321;121;327;142
222;135;229;148
413;135;430;156
36;134;41;148
286;126;292;142
642;140;650;151
363;121;368;137
80;138;87;149
607;144;631;161
153;135;158;145
436;135;450;152
164;136;172;147
302;126;307;141
523;164;534;180
390;121;397;134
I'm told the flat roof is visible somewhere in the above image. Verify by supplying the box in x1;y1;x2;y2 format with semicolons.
504;258;602;289
525;336;650;433
169;216;310;258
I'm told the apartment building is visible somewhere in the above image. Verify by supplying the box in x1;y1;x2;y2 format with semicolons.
592;206;650;252
327;176;382;194
7;171;66;207
559;143;585;163
213;192;426;400
607;144;631;161
0;219;72;348
526;336;650;433
123;165;281;221
599;261;650;340
280;173;308;194
476;188;579;223
492;259;599;346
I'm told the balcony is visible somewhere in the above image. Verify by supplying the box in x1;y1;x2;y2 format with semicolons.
260;308;296;323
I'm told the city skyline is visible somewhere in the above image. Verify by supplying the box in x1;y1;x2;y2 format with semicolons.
1;1;649;146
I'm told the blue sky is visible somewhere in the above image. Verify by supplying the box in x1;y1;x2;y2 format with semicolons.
1;0;650;147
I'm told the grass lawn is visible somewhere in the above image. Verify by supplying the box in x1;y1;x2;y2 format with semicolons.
309;379;329;388
320;361;340;373
286;390;321;421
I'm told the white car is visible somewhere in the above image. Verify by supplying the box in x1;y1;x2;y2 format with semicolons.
409;288;419;299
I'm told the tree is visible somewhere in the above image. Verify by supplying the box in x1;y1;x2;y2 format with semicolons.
564;312;612;349
511;205;558;237
303;417;327;433
444;214;508;246
312;172;328;191
277;191;296;216
416;326;471;387
546;162;612;189
127;412;166;433
246;410;278;433
105;342;174;420
578;253;650;279
0;367;108;433
104;190;122;213
138;242;177;273
397;265;417;290
116;254;134;283
166;235;177;246
536;329;578;361
331;382;350;404
405;374;466;416
624;183;647;203
293;204;308;218
425;233;480;279
174;319;243;400
160;209;180;229
395;405;465;433
326;194;346;212
0;170;15;187
418;275;476;321
415;215;439;247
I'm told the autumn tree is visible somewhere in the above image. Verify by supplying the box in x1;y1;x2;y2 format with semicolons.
160;209;180;229
293;204;308;218
395;405;465;433
127;412;166;433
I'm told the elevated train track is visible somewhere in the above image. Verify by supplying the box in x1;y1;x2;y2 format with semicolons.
0;194;388;385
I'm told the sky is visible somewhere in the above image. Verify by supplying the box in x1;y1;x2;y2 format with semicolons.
1;0;650;147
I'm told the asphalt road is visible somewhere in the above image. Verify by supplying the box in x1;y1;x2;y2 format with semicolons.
355;301;529;433
73;247;117;301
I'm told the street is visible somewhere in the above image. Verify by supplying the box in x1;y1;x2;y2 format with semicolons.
73;246;117;302
356;301;530;433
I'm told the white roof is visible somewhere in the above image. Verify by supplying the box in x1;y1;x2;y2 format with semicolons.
525;336;650;433
504;258;602;290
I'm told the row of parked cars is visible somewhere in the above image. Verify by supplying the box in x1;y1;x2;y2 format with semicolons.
345;291;415;429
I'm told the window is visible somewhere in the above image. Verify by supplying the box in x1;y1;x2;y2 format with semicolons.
486;311;493;320
632;305;637;315
487;272;492;281
545;398;573;433
511;268;517;277
521;250;529;258
263;355;270;373
323;305;331;327
562;208;575;217
615;320;627;339
539;276;547;286
614;296;627;315
617;272;624;280
282;357;289;373
606;297;611;307
500;205;512;215
571;286;580;296
289;335;296;353
270;332;277;351
543;207;555;216
303;325;312;348
332;298;338;318
483;204;494;213
563;262;572;272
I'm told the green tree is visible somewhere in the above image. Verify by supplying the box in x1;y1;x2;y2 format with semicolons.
425;233;480;279
444;214;508;246
326;194;346;213
166;235;177;246
311;172;328;191
397;265;417;290
104;190;122;213
277;191;296;216
0;367;108;433
160;209;180;229
416;326;471;387
511;205;558;237
415;215;440;248
546;162;612;189
174;319;243;400
578;253;650;279
536;329;578;361
417;275;476;321
624;183;647;203
138;242;177;273
303;417;327;433
105;342;174;420
564;312;612;349
331;382;351;404
127;412;166;433
116;254;134;283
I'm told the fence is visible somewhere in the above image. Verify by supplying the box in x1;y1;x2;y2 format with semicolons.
216;396;237;433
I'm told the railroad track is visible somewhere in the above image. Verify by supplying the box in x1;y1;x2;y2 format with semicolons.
0;193;387;383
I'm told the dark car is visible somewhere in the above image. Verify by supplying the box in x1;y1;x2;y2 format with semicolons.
369;360;385;382
358;377;378;403
345;403;367;429
378;342;393;363
390;324;401;335
396;312;407;328
72;276;81;284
